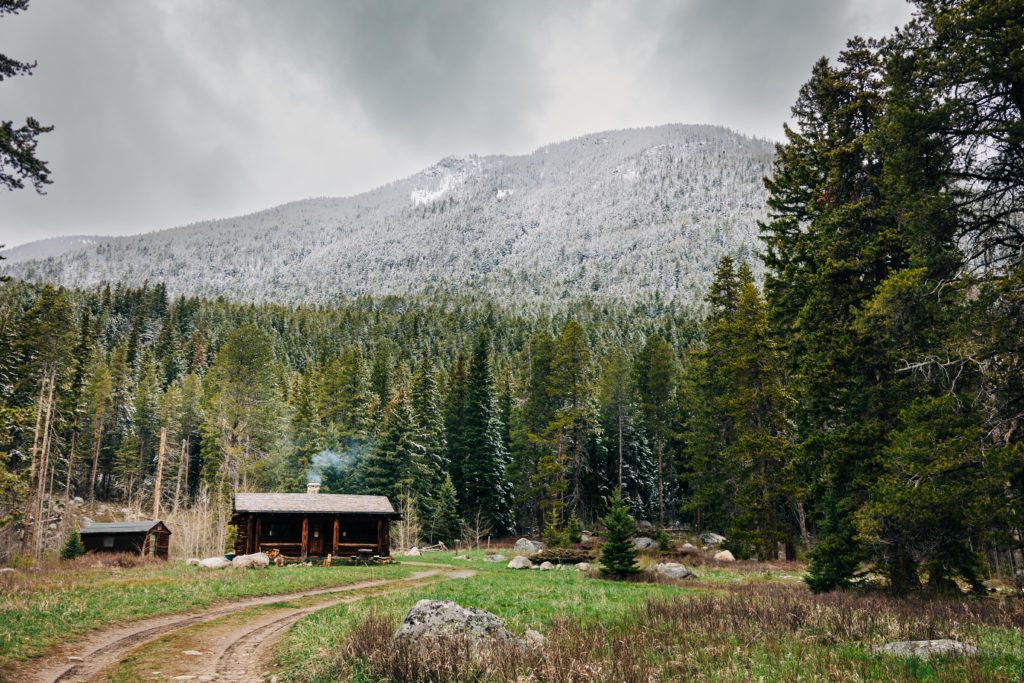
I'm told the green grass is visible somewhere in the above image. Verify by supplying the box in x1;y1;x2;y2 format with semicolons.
0;559;414;666
273;551;1024;682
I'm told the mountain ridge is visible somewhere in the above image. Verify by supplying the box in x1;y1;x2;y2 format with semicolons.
2;124;775;307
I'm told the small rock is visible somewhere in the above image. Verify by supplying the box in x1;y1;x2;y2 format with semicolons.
634;536;658;550
182;650;204;656
513;538;544;555
80;516;94;529
231;552;270;569
714;550;736;562
877;640;978;659
524;629;546;646
483;553;507;562
656;562;695;580
67;656;84;662
575;562;591;571
404;547;421;557
701;532;727;547
47;523;57;531
637;520;655;534
72;496;85;505
508;556;533;569
197;557;230;570
680;542;699;553
539;561;555;570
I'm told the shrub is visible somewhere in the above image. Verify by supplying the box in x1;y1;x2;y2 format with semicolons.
531;547;593;564
600;488;639;577
656;528;671;551
567;513;583;544
542;508;570;548
61;531;85;560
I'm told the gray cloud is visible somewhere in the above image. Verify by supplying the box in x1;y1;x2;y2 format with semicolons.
0;0;914;247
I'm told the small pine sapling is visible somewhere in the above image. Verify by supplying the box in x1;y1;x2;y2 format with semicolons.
61;531;85;560
600;488;639;577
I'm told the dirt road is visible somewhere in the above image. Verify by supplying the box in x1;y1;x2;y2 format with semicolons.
20;567;473;683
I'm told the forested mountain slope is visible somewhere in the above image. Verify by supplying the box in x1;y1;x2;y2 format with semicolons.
3;125;773;307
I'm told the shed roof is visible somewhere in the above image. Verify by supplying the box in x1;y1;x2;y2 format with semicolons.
80;521;168;535
234;492;398;516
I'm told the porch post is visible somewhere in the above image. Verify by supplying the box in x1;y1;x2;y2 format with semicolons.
254;517;261;554
301;516;309;559
376;518;383;555
332;517;339;556
246;514;254;554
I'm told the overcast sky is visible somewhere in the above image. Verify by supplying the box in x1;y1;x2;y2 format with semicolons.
0;0;914;248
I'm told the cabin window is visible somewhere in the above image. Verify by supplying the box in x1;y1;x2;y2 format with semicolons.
266;521;300;541
103;536;114;548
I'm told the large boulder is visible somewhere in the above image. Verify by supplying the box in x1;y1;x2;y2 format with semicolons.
483;553;507;563
197;556;231;570
394;600;520;646
513;538;544;555
701;532;727;547
713;550;736;562
656;562;695;580
507;556;533;569
231;552;270;569
877;640;978;659
634;536;658;550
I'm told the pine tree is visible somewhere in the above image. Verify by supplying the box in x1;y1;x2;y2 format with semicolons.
600;488;639;577
358;390;427;501
460;330;514;534
431;473;462;545
61;530;85;560
634;334;677;527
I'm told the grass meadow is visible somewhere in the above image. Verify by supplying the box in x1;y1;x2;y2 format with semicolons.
274;551;1024;682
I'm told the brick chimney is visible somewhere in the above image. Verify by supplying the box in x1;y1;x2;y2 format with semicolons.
306;482;320;495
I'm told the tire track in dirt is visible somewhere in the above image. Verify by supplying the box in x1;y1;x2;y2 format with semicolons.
22;568;464;683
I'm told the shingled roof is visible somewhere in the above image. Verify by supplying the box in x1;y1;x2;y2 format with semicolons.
80;521;168;535
233;492;398;516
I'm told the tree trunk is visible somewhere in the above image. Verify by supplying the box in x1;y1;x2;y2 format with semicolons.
31;371;57;557
20;379;48;555
64;430;77;501
796;500;810;551
88;422;103;502
172;438;186;515
657;439;664;528
152;428;167;519
617;404;624;490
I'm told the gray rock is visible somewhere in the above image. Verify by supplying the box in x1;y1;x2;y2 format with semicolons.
197;557;231;570
713;550;736;562
182;650;204;656
680;542;699;553
656;562;695;580
394;600;519;645
80;516;94;529
483;553;507;563
404;547;421;557
539;561;555;570
877;640;978;659
507;556;533;569
71;496;85;505
634;536;658;550
701;532;727;547
513;538;544;555
231;552;270;569
575;562;591;572
524;629;546;647
637;520;656;534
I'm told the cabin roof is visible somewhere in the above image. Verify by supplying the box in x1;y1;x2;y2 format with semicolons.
233;493;398;515
80;521;169;535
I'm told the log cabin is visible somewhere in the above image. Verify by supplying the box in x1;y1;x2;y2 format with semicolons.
79;520;171;558
230;483;399;559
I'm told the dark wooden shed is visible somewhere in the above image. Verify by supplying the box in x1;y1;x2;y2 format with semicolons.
79;520;171;558
230;485;399;558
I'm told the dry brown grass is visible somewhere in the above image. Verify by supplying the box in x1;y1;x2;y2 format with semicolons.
335;580;1024;683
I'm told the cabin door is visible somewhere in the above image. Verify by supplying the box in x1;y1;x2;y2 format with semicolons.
309;519;323;556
